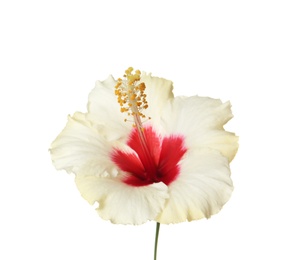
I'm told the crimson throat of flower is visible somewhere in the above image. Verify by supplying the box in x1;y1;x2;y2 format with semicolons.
112;67;187;187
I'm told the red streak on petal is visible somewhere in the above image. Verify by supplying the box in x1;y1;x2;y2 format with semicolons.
128;126;161;165
111;150;145;180
157;136;187;185
111;126;187;187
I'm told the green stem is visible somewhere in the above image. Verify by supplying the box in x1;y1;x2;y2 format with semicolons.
154;222;160;260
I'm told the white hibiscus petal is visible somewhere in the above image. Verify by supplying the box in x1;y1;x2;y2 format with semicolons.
75;176;169;225
161;96;232;131
160;96;238;161
140;73;174;125
157;148;233;224
199;130;239;162
50;112;113;176
86;75;132;141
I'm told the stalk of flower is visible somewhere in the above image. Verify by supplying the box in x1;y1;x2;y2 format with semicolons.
50;67;238;259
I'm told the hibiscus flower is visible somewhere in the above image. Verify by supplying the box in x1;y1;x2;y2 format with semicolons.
50;67;238;226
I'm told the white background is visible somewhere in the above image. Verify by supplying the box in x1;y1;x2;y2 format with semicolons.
1;1;305;259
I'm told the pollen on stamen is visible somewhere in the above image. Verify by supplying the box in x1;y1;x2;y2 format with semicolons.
114;67;150;124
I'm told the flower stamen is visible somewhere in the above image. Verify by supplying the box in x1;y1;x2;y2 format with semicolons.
114;68;157;181
114;67;149;126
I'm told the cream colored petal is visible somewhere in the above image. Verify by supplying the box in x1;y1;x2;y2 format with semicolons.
50;112;113;176
198;130;239;162
160;96;238;162
140;73;174;126
157;148;233;224
75;176;169;225
86;75;132;141
86;73;174;140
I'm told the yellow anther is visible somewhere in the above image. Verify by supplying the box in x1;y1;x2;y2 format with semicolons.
114;67;150;126
130;94;137;100
138;82;145;91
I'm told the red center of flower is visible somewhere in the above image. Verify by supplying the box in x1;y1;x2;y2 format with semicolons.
111;126;187;187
